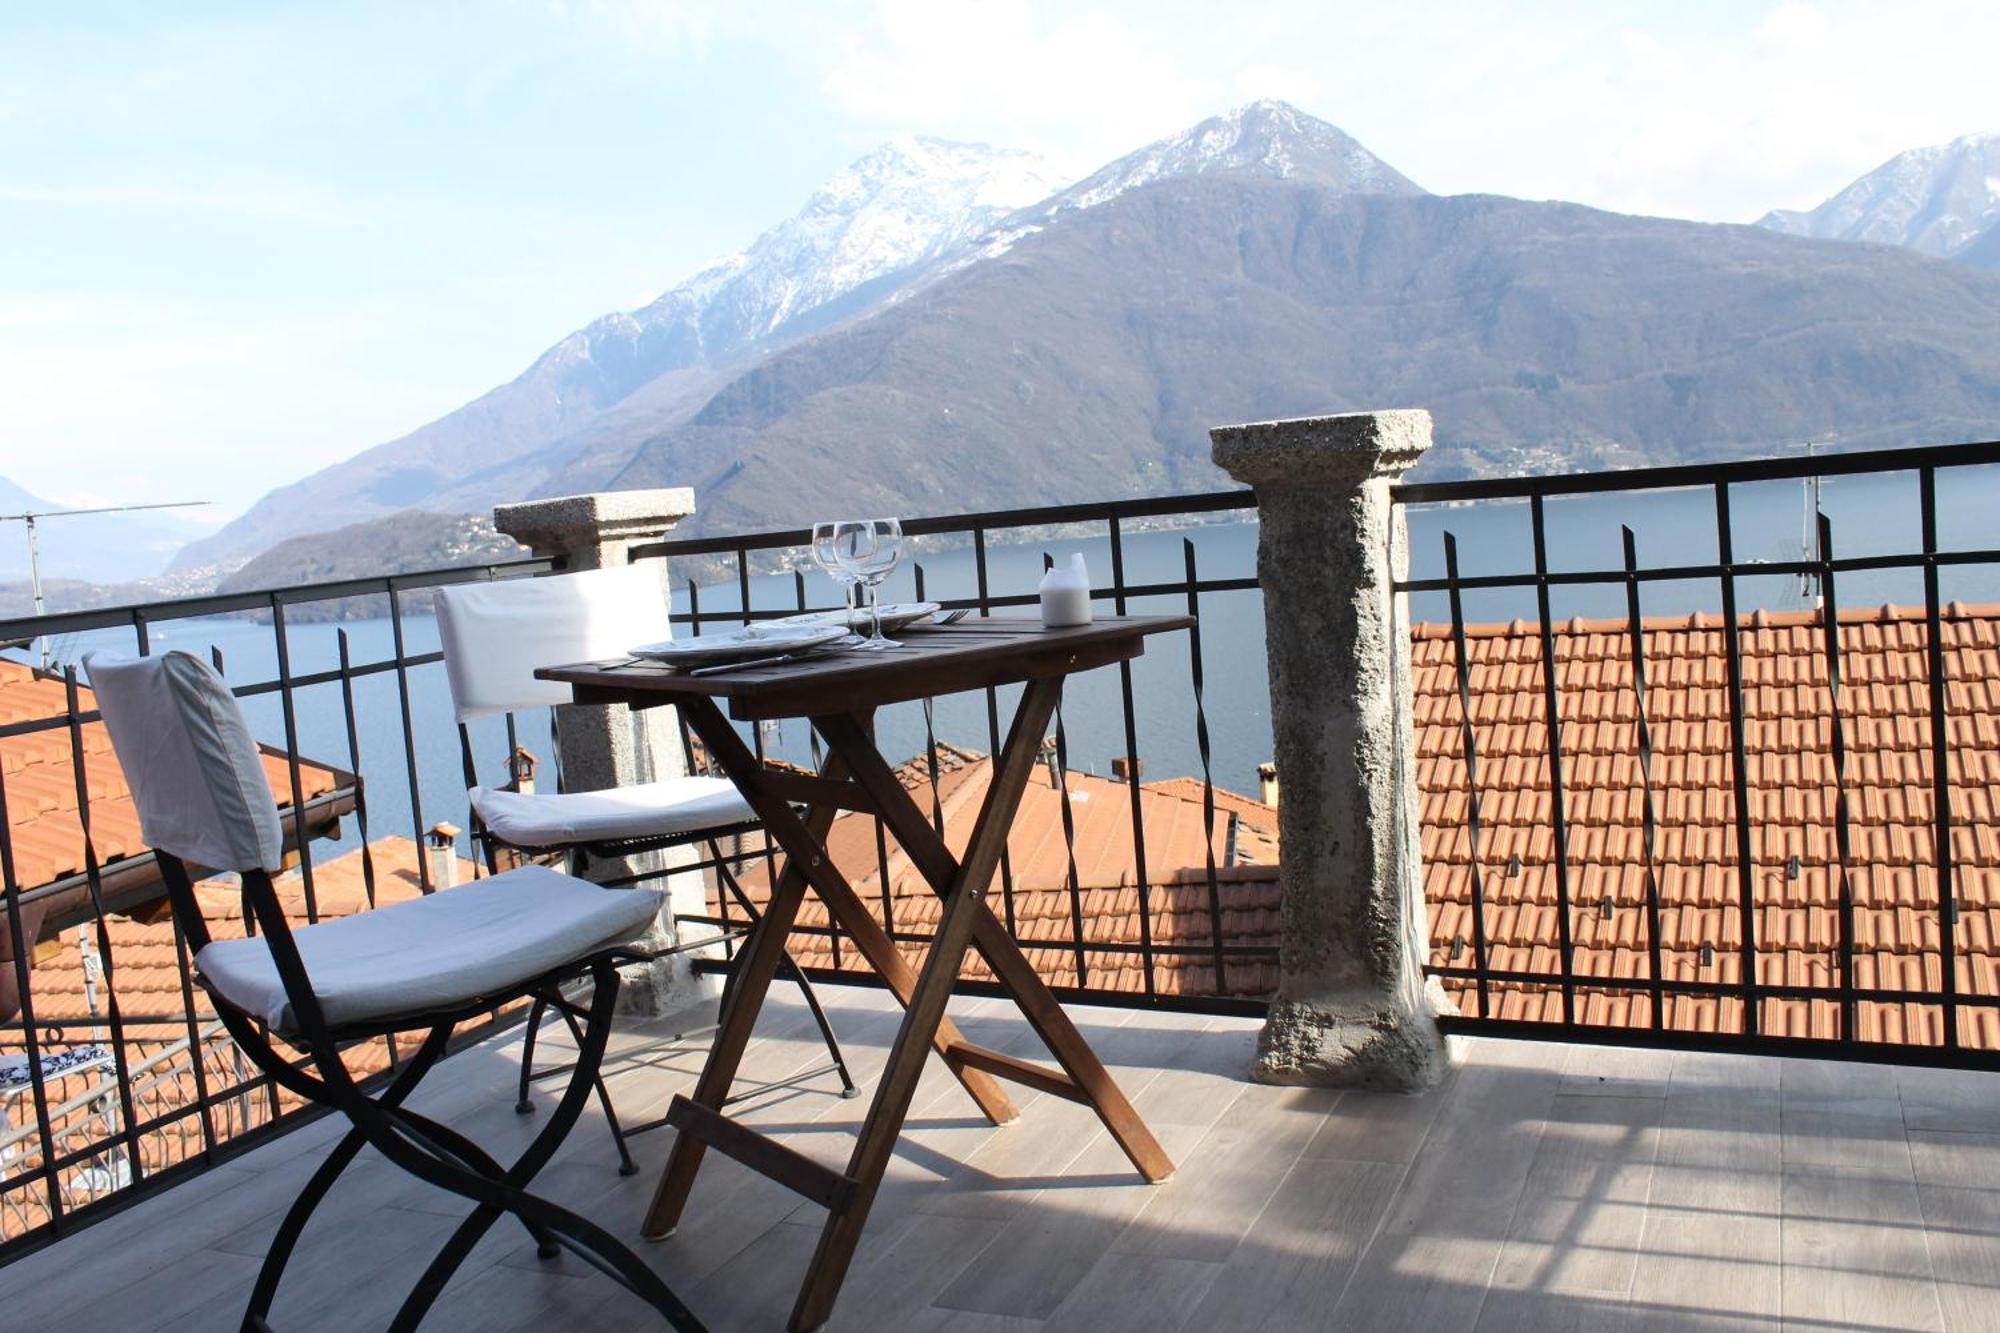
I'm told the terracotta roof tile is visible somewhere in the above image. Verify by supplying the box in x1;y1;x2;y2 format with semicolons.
721;598;1996;1050
1;659;348;893
1415;601;2000;1047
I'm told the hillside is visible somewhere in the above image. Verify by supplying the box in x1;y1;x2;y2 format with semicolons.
0;476;211;585
212;512;527;621
605;178;2000;539
1959;221;2000;272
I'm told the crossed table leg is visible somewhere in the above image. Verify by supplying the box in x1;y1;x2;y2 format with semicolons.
649;678;1174;1331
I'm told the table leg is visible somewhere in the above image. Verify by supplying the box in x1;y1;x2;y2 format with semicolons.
789;676;1065;1332
817;710;1176;1185
641;699;845;1240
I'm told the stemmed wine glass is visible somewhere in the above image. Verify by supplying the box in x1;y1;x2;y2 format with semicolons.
836;518;904;650
811;521;863;621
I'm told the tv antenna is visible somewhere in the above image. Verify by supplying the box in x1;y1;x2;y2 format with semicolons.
1795;438;1831;607
2;500;209;668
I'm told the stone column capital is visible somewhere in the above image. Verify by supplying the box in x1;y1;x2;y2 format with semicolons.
1210;410;1432;490
493;488;696;569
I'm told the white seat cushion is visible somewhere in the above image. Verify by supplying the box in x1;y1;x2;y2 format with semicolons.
196;864;663;1031
469;777;756;848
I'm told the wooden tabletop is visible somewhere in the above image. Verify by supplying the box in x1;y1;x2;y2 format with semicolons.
537;614;1193;721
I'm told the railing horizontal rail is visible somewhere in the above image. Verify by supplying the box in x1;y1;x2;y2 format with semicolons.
0;556;551;643
1397;547;2000;594
629;489;1256;561
1392;436;2000;505
1433;1015;2000;1072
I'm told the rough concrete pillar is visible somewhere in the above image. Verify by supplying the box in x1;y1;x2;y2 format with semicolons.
493;489;710;1017
1210;411;1448;1091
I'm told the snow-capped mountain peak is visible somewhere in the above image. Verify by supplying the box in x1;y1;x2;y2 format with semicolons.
510;137;1070;421
1059;99;1424;211
725;135;1070;336
1758;131;2000;258
962;99;1424;266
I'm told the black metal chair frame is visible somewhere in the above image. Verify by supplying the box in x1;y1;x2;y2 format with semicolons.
155;852;706;1331
454;724;857;1178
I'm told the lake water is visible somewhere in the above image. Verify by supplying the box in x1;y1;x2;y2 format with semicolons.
34;462;2000;860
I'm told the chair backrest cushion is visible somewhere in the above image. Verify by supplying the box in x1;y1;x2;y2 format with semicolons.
433;565;672;722
83;651;285;874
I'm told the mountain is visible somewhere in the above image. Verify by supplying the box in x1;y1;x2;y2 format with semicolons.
171;137;1071;573
0;476;212;585
176;102;1433;574
177;104;2000;587
211;512;526;622
1759;132;2000;259
604;177;2000;540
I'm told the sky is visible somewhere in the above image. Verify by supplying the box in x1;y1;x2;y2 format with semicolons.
3;0;1997;523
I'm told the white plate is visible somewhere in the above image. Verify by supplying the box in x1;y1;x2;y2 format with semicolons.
765;602;942;634
626;624;848;666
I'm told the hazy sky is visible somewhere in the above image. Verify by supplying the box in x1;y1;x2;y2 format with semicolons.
4;0;1996;521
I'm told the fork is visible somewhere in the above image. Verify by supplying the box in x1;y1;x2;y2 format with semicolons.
687;634;866;676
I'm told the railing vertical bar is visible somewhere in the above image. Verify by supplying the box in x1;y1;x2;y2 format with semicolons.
794;568;841;970
1444;533;1493;1020
914;563;946;839
61;667;146;1192
1051;695;1090;991
1815;513;1858;1042
1108;518;1158;999
730;553;790;961
269;597;321;925
872;794;897;957
1041;552;1090;988
1714;482;1761;1035
1528;495;1579;1025
1920;466;1961;1048
386;581;431;894
137;589;223;1160
0;754;67;1232
335;631;387;1069
1183;538;1228;996
164;915;221;1163
1620;528;1666;1030
974;527;1020;939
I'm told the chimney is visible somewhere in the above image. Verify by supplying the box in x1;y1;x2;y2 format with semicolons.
425;822;462;889
506;746;537;795
1038;736;1061;789
1110;756;1141;784
1257;761;1279;809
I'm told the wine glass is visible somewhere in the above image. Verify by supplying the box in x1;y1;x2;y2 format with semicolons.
838;518;903;649
811;521;863;621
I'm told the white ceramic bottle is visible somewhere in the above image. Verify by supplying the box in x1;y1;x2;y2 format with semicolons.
1038;553;1093;628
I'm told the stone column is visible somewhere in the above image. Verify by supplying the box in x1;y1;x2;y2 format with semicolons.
1210;411;1448;1091
493;489;711;1017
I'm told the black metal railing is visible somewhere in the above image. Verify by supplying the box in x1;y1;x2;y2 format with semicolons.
0;557;559;1255
8;434;1997;1259
0;491;1272;1257
1395;437;2000;1069
626;489;1272;1010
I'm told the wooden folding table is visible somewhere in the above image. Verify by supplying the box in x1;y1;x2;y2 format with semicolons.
540;615;1187;1331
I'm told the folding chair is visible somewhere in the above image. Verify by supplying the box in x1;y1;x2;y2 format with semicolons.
433;566;855;1174
85;649;703;1332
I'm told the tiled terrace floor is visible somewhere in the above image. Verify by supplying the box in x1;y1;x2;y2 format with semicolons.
6;986;2000;1331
